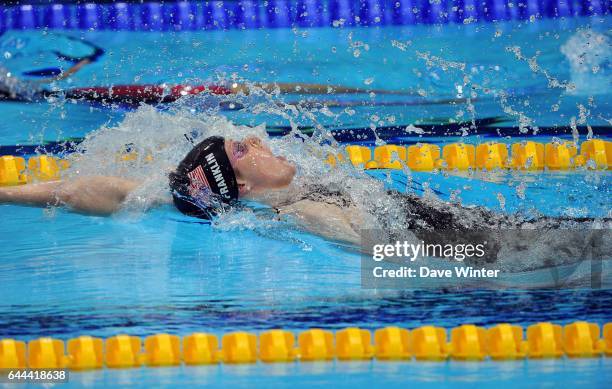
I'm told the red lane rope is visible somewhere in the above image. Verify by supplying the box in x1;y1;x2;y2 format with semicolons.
64;84;233;104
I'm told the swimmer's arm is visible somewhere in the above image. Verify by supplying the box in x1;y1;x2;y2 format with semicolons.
278;200;363;245
35;59;91;84
0;176;139;215
55;59;91;81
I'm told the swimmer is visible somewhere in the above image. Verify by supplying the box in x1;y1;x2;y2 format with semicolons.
2;47;406;104
0;135;360;244
0;79;406;104
1;63;405;104
1;135;609;264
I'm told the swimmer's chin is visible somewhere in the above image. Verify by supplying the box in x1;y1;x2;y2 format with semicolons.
241;179;301;207
241;184;295;204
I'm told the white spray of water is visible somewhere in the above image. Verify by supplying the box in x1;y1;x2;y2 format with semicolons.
65;105;263;213
61;86;406;233
560;29;611;95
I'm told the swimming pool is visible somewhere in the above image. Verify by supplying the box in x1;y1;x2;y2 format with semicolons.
1;5;611;388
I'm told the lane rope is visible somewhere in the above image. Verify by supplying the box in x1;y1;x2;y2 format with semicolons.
1;1;608;31
1;139;609;187
1;322;611;369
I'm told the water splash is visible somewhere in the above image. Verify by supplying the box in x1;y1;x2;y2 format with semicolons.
60;81;407;233
560;29;611;95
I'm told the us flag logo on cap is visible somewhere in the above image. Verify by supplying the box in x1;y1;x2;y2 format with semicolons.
187;165;211;198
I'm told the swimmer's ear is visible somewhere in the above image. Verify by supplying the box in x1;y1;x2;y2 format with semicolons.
237;178;251;196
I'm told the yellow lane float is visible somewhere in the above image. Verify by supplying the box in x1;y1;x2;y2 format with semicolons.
1;322;610;369
1;139;610;188
297;329;335;361
511;141;545;170
324;140;610;172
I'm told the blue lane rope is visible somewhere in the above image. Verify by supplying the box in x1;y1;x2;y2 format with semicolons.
0;0;608;32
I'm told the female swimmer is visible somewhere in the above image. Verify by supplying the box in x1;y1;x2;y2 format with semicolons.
1;134;608;265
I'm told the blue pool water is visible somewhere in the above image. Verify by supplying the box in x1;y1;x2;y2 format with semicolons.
28;358;612;388
1;14;611;387
1;16;610;144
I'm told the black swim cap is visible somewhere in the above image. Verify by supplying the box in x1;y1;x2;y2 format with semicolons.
169;136;239;219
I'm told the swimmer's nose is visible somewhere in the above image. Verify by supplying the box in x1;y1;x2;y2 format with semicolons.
246;136;262;147
247;136;271;152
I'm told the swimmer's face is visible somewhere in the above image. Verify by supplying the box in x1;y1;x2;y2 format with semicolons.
225;136;296;196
